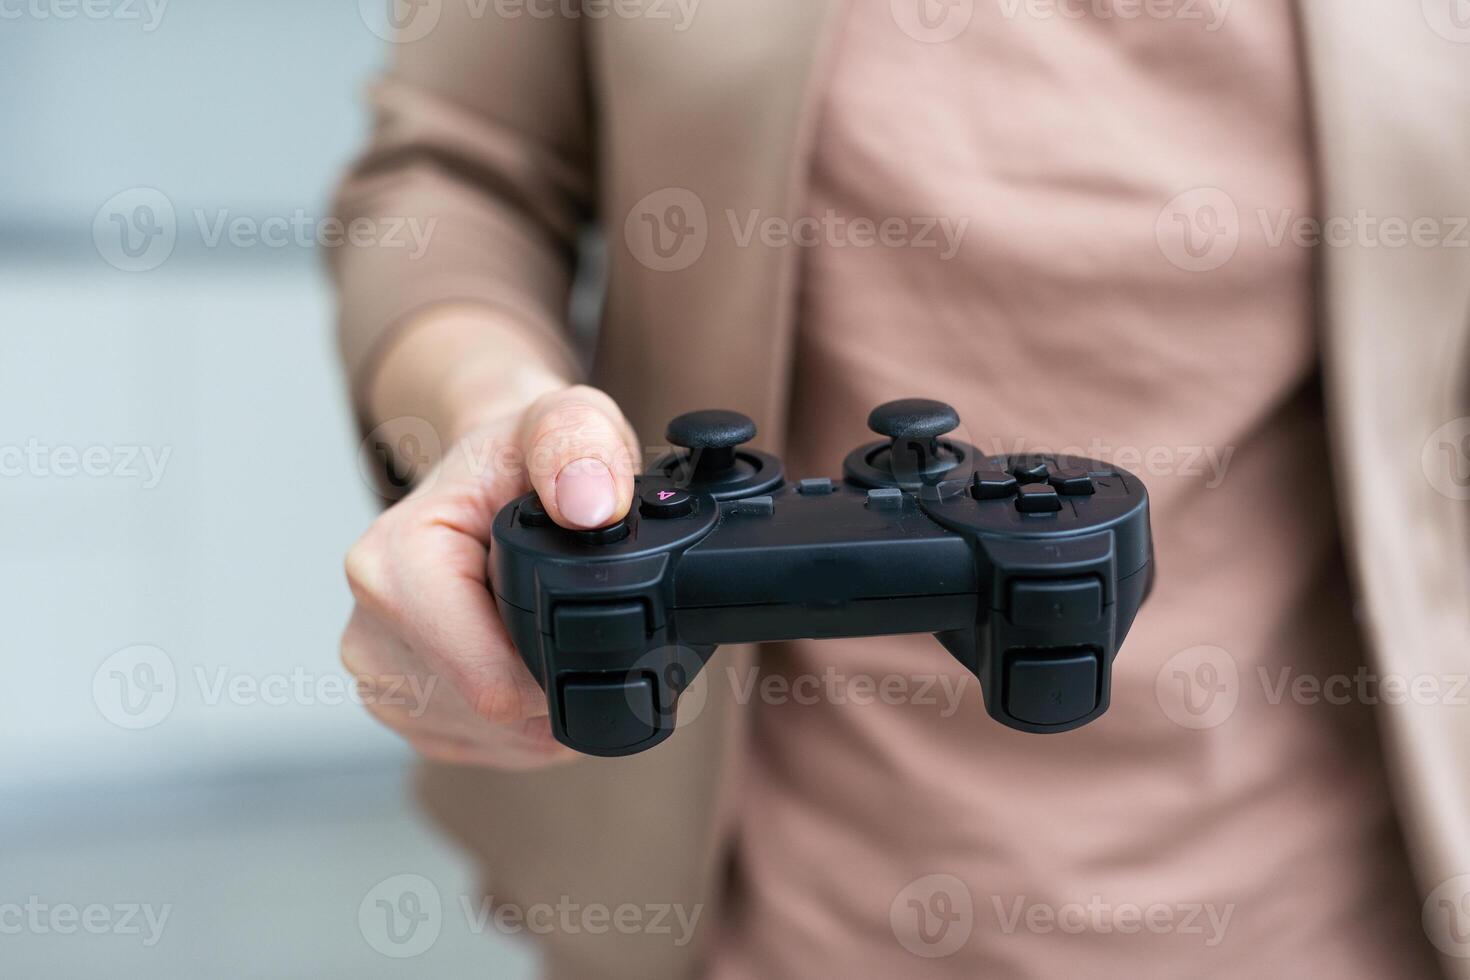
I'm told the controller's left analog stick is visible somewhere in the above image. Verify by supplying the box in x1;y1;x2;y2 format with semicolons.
665;409;757;480
653;409;783;499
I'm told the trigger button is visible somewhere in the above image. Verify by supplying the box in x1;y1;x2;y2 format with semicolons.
553;602;648;654
560;676;659;752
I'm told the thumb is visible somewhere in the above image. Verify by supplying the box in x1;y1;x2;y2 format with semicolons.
518;386;640;530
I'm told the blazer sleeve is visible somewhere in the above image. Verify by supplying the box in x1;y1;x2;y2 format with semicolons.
329;7;592;412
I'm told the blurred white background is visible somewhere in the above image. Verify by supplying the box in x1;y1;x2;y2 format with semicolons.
1;3;535;976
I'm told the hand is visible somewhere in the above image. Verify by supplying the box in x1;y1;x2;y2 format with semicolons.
340;385;640;769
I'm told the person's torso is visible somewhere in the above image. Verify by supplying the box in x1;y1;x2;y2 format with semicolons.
708;3;1437;976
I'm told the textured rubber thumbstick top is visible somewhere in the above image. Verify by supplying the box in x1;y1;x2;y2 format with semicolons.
665;410;758;449
867;399;960;440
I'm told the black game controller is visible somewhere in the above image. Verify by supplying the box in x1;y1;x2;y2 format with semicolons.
492;399;1153;757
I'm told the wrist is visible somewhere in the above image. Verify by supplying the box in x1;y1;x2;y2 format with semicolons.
369;303;576;450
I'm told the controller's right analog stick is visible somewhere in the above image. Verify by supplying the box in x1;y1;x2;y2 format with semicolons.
846;398;978;489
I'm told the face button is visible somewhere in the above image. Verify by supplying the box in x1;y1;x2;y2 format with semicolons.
1049;466;1096;496
518;494;551;527
798;477;835;495
640;487;695;519
1011;459;1050;484
575;520;631;545
1016;483;1063;514
972;469;1019;500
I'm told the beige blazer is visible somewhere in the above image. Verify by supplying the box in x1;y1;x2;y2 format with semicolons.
333;3;1470;977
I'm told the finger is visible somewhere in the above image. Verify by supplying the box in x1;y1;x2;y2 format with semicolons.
517;386;639;530
345;519;548;726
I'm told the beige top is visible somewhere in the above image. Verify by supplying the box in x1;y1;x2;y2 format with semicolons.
711;3;1436;977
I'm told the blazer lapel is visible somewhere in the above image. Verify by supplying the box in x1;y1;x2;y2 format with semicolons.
591;0;845;452
1299;4;1470;972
